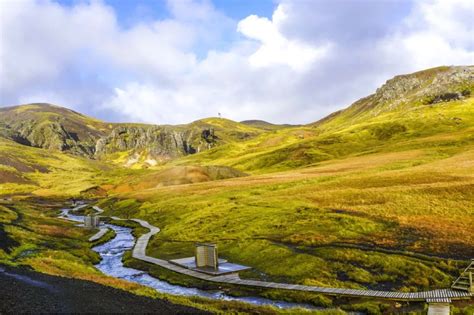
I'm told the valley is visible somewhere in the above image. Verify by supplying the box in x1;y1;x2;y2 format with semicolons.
1;66;473;314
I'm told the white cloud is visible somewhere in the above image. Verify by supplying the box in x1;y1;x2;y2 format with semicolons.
377;0;474;71
237;5;331;71
414;0;474;47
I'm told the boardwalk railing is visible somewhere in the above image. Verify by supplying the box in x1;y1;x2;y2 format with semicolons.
452;259;474;293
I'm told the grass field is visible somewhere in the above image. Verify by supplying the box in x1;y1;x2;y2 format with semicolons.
96;96;474;293
99;128;474;293
1;199;348;314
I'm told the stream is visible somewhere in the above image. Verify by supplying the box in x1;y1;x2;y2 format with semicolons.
61;208;318;310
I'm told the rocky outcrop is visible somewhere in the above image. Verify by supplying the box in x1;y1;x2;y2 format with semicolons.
0;119;98;156
373;66;473;110
94;126;198;159
427;90;471;104
0;104;227;164
314;66;474;127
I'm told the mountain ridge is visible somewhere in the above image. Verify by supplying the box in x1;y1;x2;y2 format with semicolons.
313;65;473;130
0;104;266;167
1;65;473;171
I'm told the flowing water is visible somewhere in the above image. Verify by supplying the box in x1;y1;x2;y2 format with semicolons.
61;208;317;310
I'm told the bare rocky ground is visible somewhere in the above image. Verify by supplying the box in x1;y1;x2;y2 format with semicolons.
0;265;209;314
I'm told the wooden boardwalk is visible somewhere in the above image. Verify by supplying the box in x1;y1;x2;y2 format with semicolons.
94;207;472;302
88;227;109;242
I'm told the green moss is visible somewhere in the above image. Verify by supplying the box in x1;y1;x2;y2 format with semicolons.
341;301;390;315
90;228;116;248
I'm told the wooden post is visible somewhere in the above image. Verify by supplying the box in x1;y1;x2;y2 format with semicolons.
427;302;450;315
469;271;473;293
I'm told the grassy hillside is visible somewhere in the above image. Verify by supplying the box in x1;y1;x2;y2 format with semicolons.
173;97;474;174
0;134;250;197
188;117;266;141
171;66;474;174
0;104;269;169
100;142;474;293
312;66;473;131
111;165;247;193
0;137;122;197
95;66;474;297
240;120;297;131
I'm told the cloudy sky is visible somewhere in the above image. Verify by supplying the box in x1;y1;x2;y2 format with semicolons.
1;0;473;124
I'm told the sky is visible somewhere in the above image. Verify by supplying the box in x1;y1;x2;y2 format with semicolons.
0;0;473;124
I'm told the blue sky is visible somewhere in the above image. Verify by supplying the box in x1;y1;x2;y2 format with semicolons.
1;0;473;124
56;0;276;28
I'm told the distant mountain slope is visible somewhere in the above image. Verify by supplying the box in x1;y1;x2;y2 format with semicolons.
94;118;264;167
313;65;473;130
240;120;296;130
178;66;474;173
0;103;110;156
0;105;265;167
1;66;473;173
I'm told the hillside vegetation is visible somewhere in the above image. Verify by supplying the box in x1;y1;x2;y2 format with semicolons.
0;137;115;197
0;105;268;168
95;65;474;294
0;65;473;312
174;66;474;173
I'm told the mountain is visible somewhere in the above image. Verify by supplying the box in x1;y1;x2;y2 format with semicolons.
0;105;264;168
313;65;473;130
0;103;110;156
1;65;473;174
240;120;296;130
178;65;474;173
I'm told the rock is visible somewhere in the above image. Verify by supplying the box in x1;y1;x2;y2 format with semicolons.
428;90;470;104
94;126;201;160
374;66;474;110
318;66;474;123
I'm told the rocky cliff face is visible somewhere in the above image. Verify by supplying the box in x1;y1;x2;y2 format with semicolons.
13;120;99;156
373;66;473;109
94;126;201;159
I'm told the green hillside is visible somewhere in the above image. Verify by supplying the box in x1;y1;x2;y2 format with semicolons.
0;105;269;169
240;120;297;131
0;137;117;197
95;65;474;300
1;65;473;313
0;104;111;156
173;66;474;173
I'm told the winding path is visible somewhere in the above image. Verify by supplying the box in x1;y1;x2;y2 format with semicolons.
90;205;472;303
88;227;109;242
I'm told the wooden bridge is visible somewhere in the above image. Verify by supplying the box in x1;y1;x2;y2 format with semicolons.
85;206;473;307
